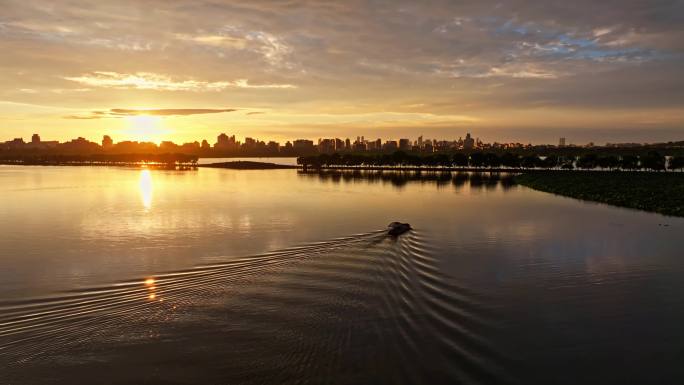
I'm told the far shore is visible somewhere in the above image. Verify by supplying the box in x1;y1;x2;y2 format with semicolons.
515;171;684;217
198;161;298;170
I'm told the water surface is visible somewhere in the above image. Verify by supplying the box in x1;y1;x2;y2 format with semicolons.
1;165;683;384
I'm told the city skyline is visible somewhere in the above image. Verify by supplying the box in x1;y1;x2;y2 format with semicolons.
2;1;683;144
3;131;676;156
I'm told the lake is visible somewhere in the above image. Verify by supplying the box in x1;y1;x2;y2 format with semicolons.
1;164;683;384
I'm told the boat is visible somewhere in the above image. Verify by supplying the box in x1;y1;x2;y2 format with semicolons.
387;222;412;236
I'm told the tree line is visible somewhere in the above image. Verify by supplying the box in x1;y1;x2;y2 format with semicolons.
297;151;684;171
0;153;199;165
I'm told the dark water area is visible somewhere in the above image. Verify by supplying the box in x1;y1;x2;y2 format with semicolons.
1;231;516;384
1;166;684;384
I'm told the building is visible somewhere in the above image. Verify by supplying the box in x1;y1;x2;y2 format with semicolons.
335;138;345;152
399;138;411;151
4;138;26;149
215;133;238;150
559;137;566;147
318;138;335;153
267;141;280;154
463;133;475;150
242;137;257;150
383;140;398;151
293;139;315;153
61;137;99;153
352;140;366;152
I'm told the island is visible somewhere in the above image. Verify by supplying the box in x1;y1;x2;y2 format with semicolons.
198;161;298;170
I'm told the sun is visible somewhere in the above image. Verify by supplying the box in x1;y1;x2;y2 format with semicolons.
125;115;164;143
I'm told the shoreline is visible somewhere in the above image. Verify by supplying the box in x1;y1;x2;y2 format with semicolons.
198;161;298;169
4;160;684;174
515;171;684;217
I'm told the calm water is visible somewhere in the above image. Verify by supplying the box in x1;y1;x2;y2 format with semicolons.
1;165;683;384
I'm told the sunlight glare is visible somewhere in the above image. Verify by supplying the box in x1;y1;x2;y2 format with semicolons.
126;115;163;143
139;169;153;210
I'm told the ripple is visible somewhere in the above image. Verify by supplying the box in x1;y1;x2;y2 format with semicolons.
1;229;514;384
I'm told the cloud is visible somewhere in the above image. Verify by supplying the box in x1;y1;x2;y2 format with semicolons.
2;0;684;141
63;115;106;120
174;33;247;49
247;111;265;115
246;31;293;68
109;108;237;116
63;72;296;91
433;64;561;79
64;108;237;119
175;27;295;69
229;79;295;89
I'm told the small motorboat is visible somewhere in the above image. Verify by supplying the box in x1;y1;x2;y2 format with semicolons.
387;222;412;236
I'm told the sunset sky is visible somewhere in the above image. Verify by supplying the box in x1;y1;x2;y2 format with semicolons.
1;0;683;145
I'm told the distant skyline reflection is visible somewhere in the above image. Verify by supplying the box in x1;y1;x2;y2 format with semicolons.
298;170;518;191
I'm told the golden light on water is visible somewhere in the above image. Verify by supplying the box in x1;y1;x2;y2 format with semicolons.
139;169;153;210
145;277;158;301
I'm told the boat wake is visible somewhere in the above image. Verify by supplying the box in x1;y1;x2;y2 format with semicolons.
0;229;515;384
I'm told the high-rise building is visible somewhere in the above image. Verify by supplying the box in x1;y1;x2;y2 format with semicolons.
559;137;566;147
463;133;475;150
215;133;238;150
293;139;315;153
383;140;398;151
335;138;345;151
318;138;335;153
243;137;257;150
31;134;40;144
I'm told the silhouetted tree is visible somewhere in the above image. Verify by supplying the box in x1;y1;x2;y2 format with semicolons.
577;154;598;169
452;153;468;167
434;153;452;167
597;155;619;170
484;153;501;168
469;152;485;168
669;155;684;171
640;151;666;171
620;155;639;170
541;155;559;169
500;153;520;169
521;155;540;169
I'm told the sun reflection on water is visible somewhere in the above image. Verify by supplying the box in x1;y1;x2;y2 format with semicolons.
139;169;153;210
145;277;158;301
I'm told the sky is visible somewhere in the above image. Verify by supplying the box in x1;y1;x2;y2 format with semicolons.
1;0;683;145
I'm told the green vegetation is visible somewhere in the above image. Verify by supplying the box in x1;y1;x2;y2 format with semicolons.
515;171;684;217
0;153;198;167
298;151;684;172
